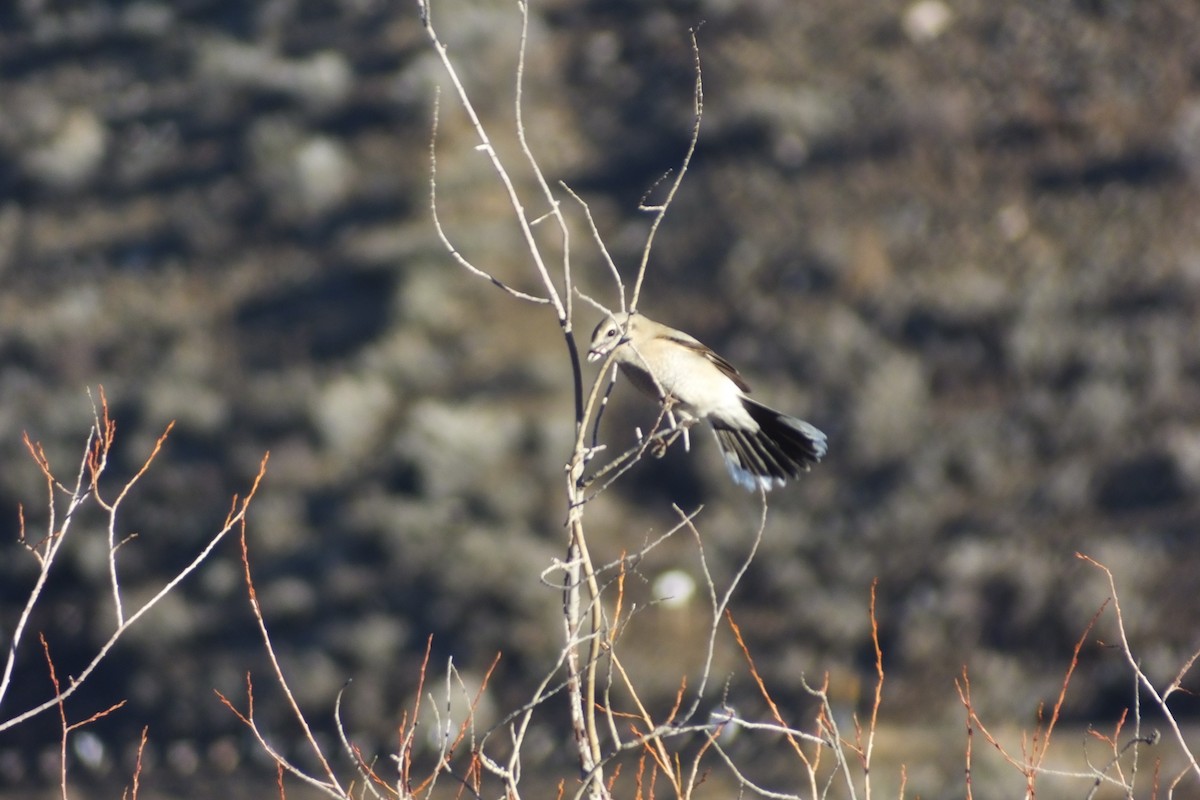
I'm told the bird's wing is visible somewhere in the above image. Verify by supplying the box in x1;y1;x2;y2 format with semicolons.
666;334;752;393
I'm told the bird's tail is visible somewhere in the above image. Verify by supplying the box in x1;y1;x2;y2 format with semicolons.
711;399;827;491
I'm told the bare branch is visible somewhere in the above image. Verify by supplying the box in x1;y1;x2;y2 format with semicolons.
697;496;764;707
1078;553;1200;787
235;525;346;795
561;183;624;312
428;93;552;306
630;26;704;313
0;426;95;709
41;633;128;800
421;0;567;320
0;419;270;735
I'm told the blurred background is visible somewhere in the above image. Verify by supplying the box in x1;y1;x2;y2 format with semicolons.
2;0;1199;797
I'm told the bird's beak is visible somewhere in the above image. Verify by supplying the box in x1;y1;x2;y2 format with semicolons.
586;348;603;364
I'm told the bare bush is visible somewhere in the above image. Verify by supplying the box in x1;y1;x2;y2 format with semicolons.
197;3;893;799
959;554;1200;799
1;388;267;796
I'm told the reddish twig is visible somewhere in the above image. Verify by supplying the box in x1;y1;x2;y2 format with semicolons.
122;726;149;800
41;633;128;800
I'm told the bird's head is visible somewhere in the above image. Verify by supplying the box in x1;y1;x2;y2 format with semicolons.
586;312;633;363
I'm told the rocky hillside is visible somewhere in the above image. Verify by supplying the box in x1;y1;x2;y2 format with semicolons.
2;0;1199;796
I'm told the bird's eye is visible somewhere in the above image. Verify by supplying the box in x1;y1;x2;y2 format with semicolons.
606;327;617;337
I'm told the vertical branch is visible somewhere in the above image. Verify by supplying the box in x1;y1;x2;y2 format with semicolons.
961;669;974;800
44;634;71;800
428;0;587;427
861;579;884;800
87;387;124;624
509;0;589;430
512;0;573;320
562;518;608;799
41;634;127;800
125;726;149;800
94;407;176;628
419;7;722;800
808;671;860;800
420;13;600;784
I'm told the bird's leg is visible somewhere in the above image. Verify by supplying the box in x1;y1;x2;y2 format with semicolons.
649;397;678;458
651;399;696;458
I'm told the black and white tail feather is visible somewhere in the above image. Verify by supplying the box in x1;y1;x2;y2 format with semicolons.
711;398;827;491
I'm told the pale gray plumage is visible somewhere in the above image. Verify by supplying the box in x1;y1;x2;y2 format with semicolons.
587;312;827;491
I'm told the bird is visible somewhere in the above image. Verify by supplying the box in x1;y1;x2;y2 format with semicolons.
587;312;827;491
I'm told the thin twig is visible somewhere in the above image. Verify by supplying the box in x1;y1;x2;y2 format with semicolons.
729;615;822;798
422;0;566;320
709;740;806;800
680;494;768;719
1079;553;1200;787
512;0;574;323
561;183;625;311
332;683;387;800
236;524;345;796
630;26;704;312
862;579;885;799
215;676;345;800
90;389;175;627
428;93;551;306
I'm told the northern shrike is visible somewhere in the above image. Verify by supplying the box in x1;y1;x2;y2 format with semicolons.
587;313;827;491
